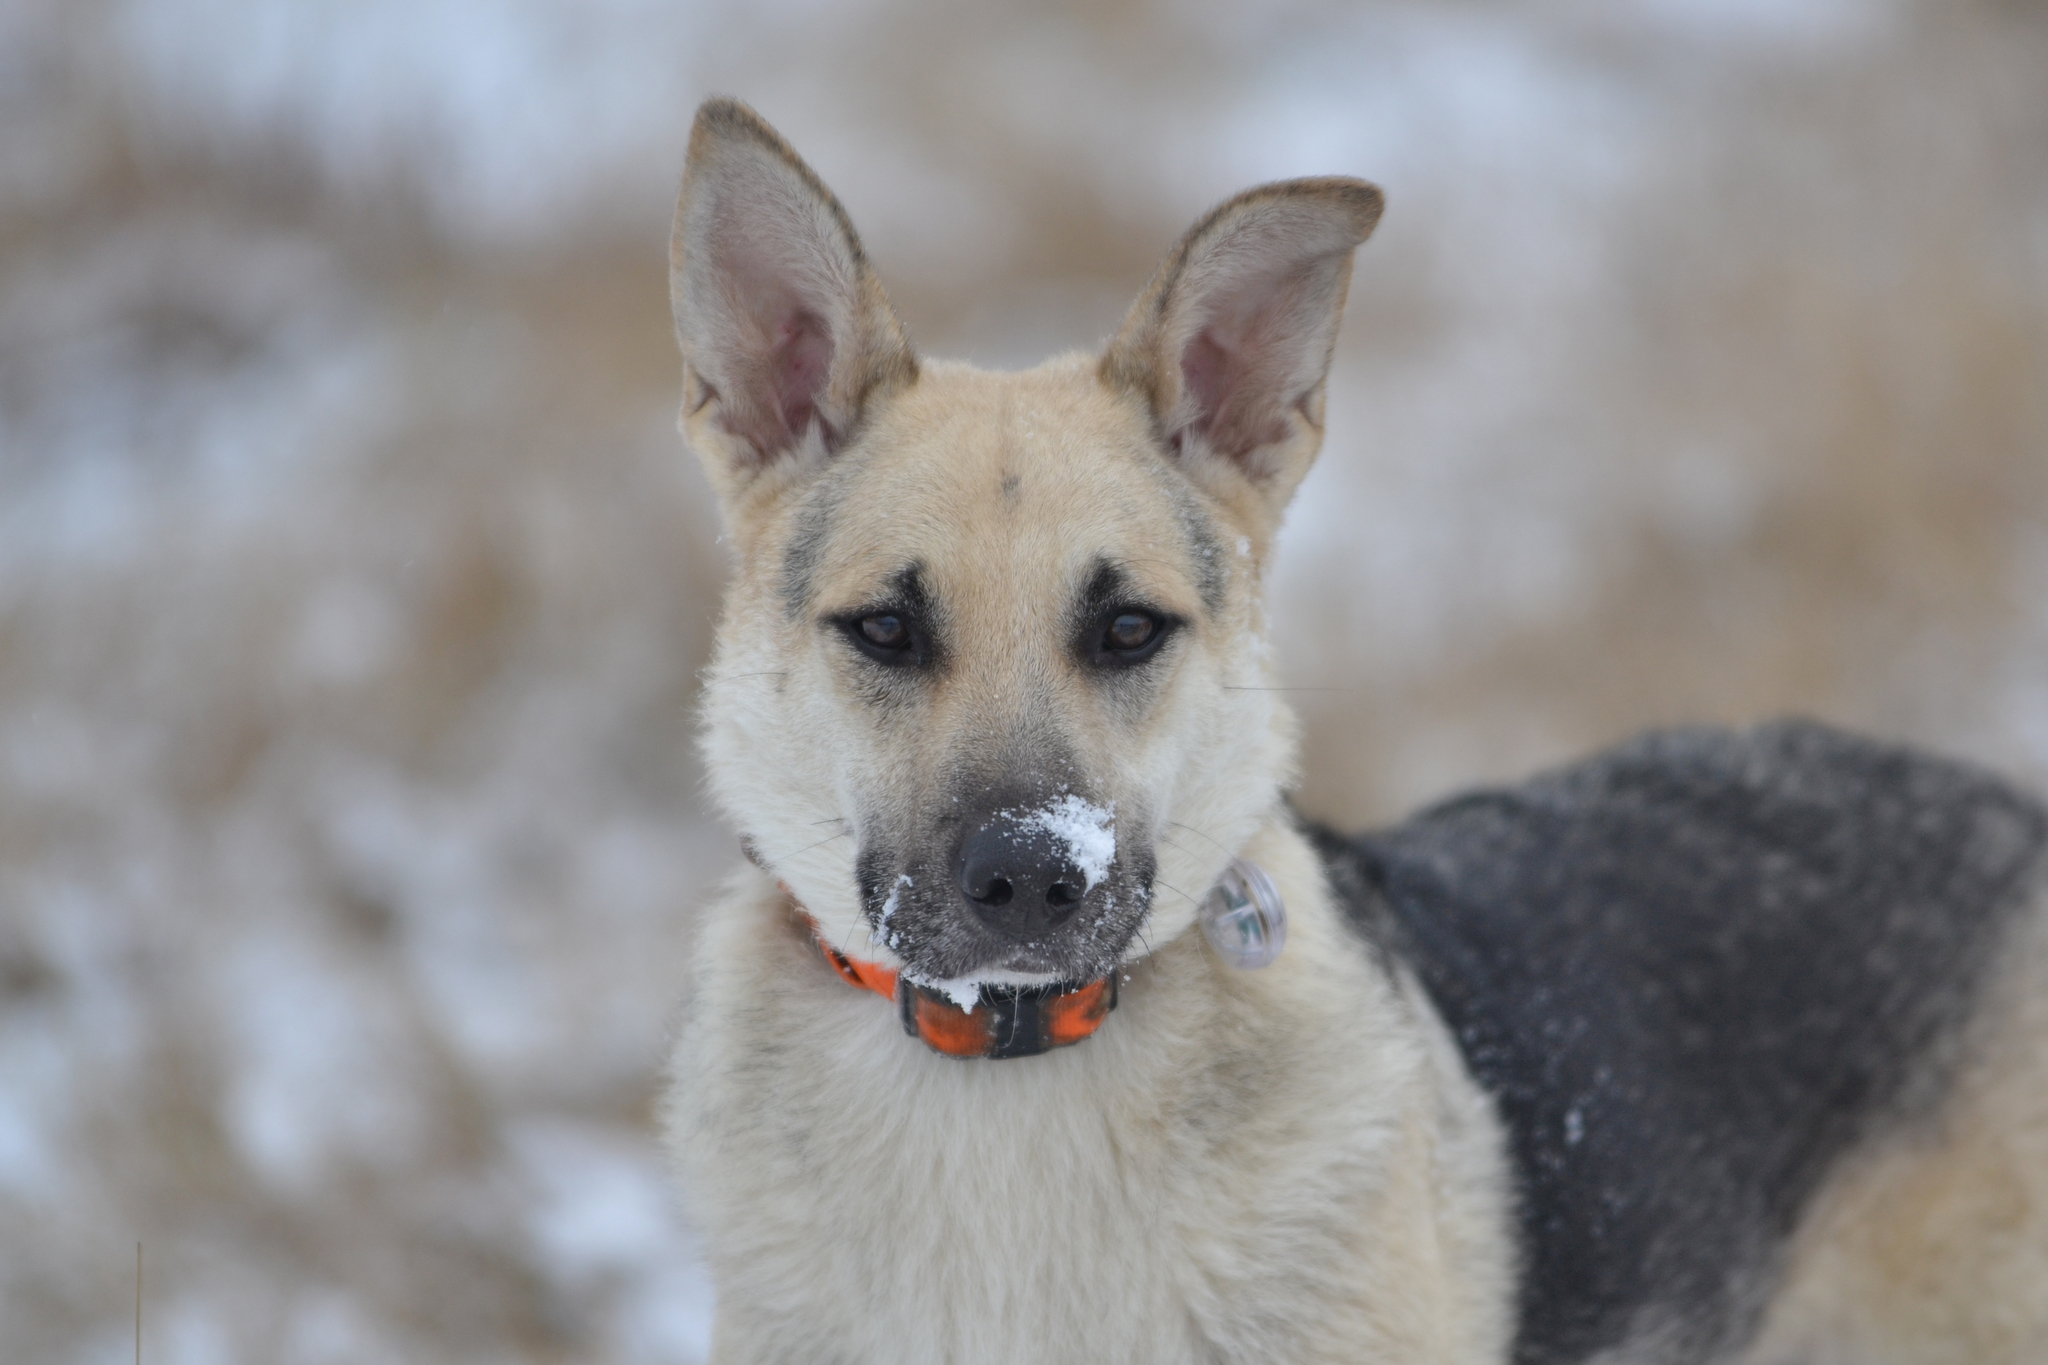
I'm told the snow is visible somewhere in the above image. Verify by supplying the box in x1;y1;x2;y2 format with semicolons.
902;965;1075;1015
1016;795;1117;893
922;974;985;1015
878;872;912;947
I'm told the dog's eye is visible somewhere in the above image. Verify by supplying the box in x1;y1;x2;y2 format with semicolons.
1105;613;1157;652
859;614;911;651
1092;609;1172;666
833;607;928;667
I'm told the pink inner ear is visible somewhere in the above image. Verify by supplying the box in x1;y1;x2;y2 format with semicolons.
705;223;845;460
1174;261;1321;464
1177;321;1292;460
771;310;834;447
1180;330;1239;443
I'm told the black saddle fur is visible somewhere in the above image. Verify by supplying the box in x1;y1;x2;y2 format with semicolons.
1309;720;2046;1364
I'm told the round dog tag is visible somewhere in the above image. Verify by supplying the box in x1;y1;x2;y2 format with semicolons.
1199;858;1287;969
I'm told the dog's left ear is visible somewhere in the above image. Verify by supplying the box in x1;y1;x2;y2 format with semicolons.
1100;178;1382;528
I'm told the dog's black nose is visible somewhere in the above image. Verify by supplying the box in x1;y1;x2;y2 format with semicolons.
957;813;1088;941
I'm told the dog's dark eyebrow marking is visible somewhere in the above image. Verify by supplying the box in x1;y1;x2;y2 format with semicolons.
825;561;945;685
1171;486;1228;614
888;561;932;616
1001;472;1021;501
1075;558;1128;624
781;490;836;619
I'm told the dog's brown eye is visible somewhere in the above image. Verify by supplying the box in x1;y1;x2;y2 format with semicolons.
835;604;928;667
1085;606;1175;668
860;614;910;650
1104;613;1158;653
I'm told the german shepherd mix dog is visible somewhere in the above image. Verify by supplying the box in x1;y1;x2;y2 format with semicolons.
660;99;2048;1364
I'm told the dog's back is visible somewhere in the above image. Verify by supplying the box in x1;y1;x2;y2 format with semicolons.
1315;720;2048;1364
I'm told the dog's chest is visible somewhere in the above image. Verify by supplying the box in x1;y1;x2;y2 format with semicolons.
671;940;1440;1363
683;997;1216;1362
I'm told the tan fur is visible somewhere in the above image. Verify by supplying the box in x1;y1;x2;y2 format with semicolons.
1741;882;2048;1365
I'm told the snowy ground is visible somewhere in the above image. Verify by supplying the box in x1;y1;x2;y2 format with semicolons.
3;1;2045;1360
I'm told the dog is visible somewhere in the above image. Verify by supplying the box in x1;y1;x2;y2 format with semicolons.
658;98;2048;1364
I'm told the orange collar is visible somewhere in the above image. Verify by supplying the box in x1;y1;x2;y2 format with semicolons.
791;896;1117;1060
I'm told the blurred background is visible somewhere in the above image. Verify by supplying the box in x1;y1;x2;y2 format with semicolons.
2;0;2045;1360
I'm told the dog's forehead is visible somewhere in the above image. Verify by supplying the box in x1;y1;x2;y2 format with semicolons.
803;360;1224;611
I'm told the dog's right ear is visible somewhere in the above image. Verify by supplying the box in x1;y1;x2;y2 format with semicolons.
670;99;917;508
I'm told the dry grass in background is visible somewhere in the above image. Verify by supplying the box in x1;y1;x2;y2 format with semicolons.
2;1;2044;1361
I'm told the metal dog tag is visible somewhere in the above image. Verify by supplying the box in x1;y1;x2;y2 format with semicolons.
1199;858;1287;969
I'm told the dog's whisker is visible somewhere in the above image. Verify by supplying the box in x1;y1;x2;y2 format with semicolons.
759;830;852;869
1166;820;1235;858
1221;684;1360;692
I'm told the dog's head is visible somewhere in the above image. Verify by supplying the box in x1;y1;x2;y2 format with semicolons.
673;99;1380;992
